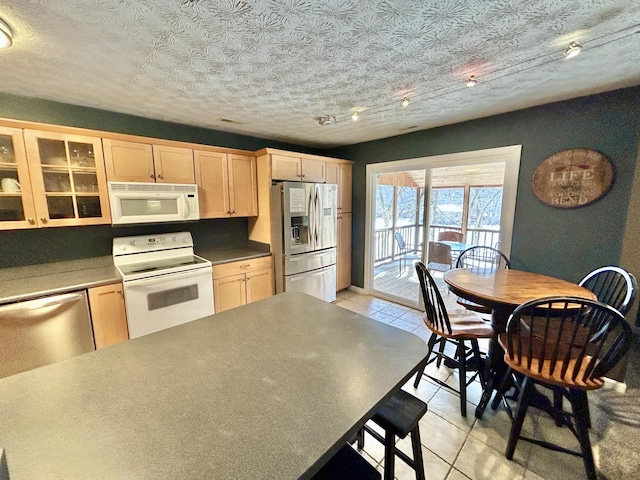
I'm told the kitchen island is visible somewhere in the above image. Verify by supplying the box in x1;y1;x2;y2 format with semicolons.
0;292;428;479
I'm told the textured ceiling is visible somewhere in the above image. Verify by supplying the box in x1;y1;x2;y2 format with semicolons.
1;1;639;148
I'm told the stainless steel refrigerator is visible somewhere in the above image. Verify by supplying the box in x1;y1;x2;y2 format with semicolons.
270;181;337;302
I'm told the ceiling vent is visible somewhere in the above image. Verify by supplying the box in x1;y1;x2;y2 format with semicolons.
218;118;245;125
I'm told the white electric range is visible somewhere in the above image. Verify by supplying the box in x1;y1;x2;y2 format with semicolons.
113;232;214;339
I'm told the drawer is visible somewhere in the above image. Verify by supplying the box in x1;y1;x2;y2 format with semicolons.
212;255;272;278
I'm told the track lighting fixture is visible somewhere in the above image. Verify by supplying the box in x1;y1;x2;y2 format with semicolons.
466;76;477;87
318;115;336;126
401;97;410;108
564;41;582;59
0;17;13;49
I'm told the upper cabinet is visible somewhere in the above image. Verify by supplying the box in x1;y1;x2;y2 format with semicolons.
22;129;111;227
194;150;257;218
152;145;195;184
0;126;37;229
103;139;194;184
325;161;352;213
271;153;326;183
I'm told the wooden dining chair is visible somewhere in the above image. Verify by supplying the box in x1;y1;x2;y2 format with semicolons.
438;231;463;242
499;296;633;480
455;246;511;314
551;265;637;423
413;262;493;416
579;266;637;315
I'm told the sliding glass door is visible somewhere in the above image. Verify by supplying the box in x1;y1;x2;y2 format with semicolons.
370;168;426;304
364;146;521;308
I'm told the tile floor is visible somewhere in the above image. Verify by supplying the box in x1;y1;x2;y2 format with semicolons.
334;288;618;480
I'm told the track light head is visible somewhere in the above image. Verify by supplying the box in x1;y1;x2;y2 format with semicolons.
564;41;582;59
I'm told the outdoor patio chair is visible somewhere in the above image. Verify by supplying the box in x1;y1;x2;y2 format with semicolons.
394;232;421;274
438;231;463;242
426;241;452;273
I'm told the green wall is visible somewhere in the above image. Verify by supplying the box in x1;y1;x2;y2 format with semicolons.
0;92;319;153
329;86;640;287
0;93;321;267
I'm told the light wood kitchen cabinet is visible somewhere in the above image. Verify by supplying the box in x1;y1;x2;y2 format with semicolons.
0;126;37;229
325;161;352;213
271;153;326;183
88;282;129;349
213;256;273;313
250;149;353;294
194;150;257;218
337;212;352;291
23;129;111;227
103;139;194;183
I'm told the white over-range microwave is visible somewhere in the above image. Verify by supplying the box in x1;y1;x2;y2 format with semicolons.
108;182;200;225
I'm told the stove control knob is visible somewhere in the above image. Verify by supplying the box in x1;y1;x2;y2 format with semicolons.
118;244;127;251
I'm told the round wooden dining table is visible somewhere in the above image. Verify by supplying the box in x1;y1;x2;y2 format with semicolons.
443;268;597;418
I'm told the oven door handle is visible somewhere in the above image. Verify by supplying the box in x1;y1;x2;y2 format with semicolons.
124;269;211;287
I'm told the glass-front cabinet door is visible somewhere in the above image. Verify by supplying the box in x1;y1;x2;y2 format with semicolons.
0;126;37;229
24;130;111;227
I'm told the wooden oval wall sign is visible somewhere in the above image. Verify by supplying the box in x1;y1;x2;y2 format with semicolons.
532;148;614;208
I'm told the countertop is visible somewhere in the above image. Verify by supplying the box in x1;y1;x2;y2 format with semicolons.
0;292;428;479
0;245;270;305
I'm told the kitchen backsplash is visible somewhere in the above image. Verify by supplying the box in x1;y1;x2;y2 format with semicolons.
0;218;250;268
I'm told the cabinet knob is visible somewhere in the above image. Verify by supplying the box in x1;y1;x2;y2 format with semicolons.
230;210;234;214
40;217;48;223
240;264;251;269
28;218;35;224
157;174;163;179
301;174;305;178
149;174;155;179
117;290;122;294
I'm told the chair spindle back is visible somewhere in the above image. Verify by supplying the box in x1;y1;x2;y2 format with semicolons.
504;296;632;385
579;266;637;315
456;246;510;273
415;261;453;335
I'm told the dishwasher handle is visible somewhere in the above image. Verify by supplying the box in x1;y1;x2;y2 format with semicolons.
0;293;84;316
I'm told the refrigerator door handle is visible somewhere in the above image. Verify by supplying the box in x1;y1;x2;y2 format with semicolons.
309;185;317;250
313;185;321;250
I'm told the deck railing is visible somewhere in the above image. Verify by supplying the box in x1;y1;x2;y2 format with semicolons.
374;224;500;265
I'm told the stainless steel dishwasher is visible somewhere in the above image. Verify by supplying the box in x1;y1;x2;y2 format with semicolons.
0;291;95;379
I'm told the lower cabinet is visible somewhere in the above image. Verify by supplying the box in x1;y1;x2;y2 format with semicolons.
213;256;274;313
88;282;129;349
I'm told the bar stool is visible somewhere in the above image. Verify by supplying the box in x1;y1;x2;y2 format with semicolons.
356;389;427;480
311;443;380;480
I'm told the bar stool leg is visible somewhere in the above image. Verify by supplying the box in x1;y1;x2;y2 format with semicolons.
410;426;426;480
356;427;365;450
383;430;395;480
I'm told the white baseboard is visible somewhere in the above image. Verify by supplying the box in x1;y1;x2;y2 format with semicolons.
347;285;366;294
